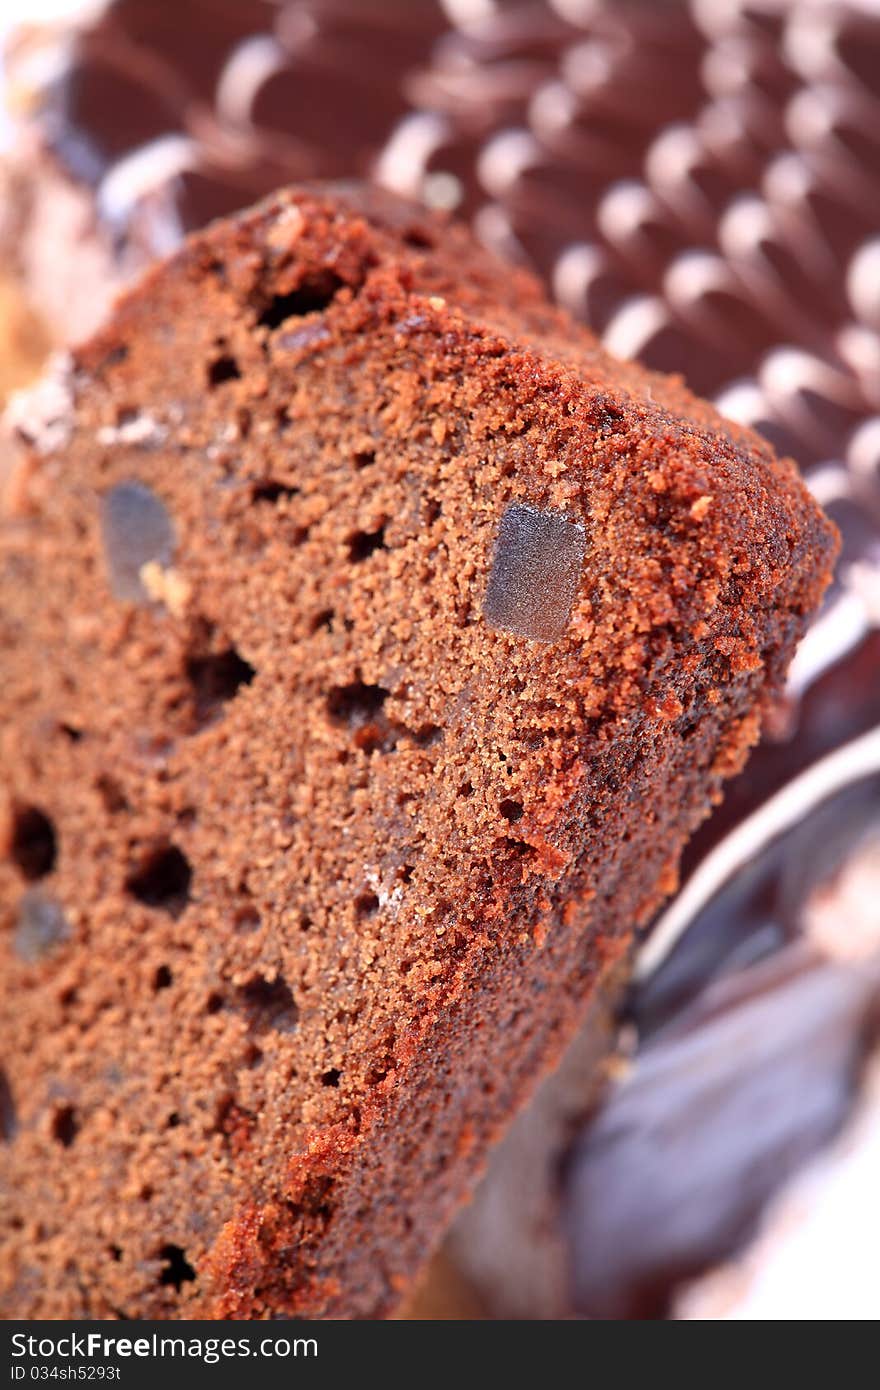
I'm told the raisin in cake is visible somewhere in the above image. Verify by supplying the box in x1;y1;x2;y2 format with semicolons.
0;185;835;1318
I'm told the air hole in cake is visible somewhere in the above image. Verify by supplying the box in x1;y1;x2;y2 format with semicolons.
236;975;299;1034
125;843;192;918
499;798;524;823
483;503;587;643
100;344;129;369
250;479;300;504
101;481;175;603
157;1244;196;1291
166;1113;180;1129
256;271;345;329
207;354;241;387
321;1068;341;1088
424;497;443;525
412;723;443;748
588;396;627;434
327;681;389;726
353;720;392;756
310;608;335;633
96;775;128;814
153;964;173;991
9;804;57;881
403;228;434;250
353;449;375;470
185;647;255;724
355;892;380;919
0;1069;16;1142
214;1095;255;1151
213;1094;232;1132
348;526;387;562
234;903;261;933
51;1105;78;1148
58;722;83;742
14;890;69;962
400;865;415;884
206;992;223;1015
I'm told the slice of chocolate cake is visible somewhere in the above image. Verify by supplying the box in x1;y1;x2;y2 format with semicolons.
0;185;834;1319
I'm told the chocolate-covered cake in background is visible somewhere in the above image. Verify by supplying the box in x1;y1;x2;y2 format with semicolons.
3;0;879;1319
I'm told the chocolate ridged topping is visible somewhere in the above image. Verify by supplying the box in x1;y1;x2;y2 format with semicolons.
16;5;880;478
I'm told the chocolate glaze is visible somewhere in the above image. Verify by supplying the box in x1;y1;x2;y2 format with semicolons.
6;0;880;1319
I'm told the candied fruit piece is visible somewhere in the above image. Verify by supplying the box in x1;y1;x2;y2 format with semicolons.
101;480;175;602
14;890;69;963
483;502;586;642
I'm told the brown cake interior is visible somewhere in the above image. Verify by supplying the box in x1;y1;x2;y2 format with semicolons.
0;187;834;1317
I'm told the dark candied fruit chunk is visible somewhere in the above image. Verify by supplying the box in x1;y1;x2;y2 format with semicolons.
14;890;70;963
101;481;176;602
483;502;587;642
